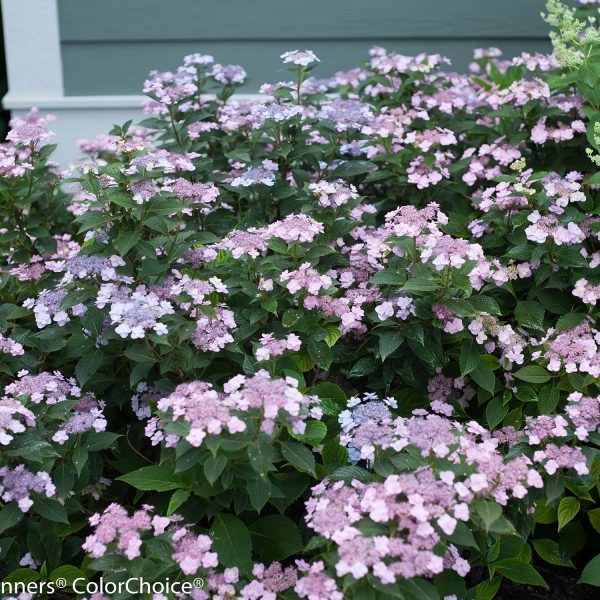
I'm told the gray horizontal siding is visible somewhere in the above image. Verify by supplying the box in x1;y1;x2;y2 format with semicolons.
57;0;551;95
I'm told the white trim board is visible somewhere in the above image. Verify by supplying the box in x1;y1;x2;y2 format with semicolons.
0;0;265;165
3;94;145;111
5;96;146;166
1;0;63;96
3;94;263;110
3;93;265;165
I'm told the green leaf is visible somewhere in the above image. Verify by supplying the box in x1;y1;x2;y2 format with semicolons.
331;160;375;178
460;341;480;376
107;190;138;208
210;513;252;572
513;365;552;384
557;497;580;532
475;577;501;600
588;507;600;534
475;500;502;531
579;554;600;586
556;312;587;331
312;382;346;403
204;454;227;484
293;352;314;372
167;489;190;515
349;357;378;378
116;466;180;492
397;579;441;600
488;515;517;536
247;476;271;512
322;438;349;465
534;499;558;524
486;397;508;429
72;446;88;476
53;462;75;496
32;497;69;524
250;515;303;562
323;324;341;348
493;558;548;587
330;465;373;482
49;565;86;585
448;521;478;548
124;345;157;363
1;568;41;585
247;441;274;476
515;301;545;330
117;230;141;255
378;330;404;361
307;340;332;370
472;362;496;394
585;172;600;185
369;270;405;285
536;288;571;314
82;431;121;452
404;277;439;292
0;503;23;535
269;472;309;513
289;420;327;447
538;385;559;414
532;539;574;567
280;441;316;477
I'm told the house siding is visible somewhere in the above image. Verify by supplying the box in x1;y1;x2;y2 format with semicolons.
57;0;552;96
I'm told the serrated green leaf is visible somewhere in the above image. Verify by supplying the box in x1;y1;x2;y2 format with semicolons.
514;365;552;384
32;497;69;524
249;515;302;562
0;503;23;535
558;496;580;531
280;441;316;477
515;301;545;330
378;330;404;361
167;489;190;515
493;558;548;587
532;539;574;567
117;466;180;492
204;454;227;484
210;513;252;572
472;362;496;394
579;554;600;586
460;340;480;376
247;441;274;477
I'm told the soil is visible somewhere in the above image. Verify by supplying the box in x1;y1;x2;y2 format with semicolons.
496;565;599;600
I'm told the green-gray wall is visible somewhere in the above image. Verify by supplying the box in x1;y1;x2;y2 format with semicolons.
57;0;552;96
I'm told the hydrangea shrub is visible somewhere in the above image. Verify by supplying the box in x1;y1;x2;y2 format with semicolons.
1;1;600;598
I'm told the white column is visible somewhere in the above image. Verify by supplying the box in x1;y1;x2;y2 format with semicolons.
1;0;64;101
0;1;259;164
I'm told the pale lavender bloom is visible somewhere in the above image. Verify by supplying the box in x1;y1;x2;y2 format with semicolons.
0;333;24;357
171;528;218;574
183;53;214;67
0;465;56;512
318;99;375;131
23;288;71;328
210;64;247;85
0;398;35;445
281;50;320;66
5;370;80;405
191;305;236;352
130;178;159;204
98;284;175;339
231;160;278;187
52;394;107;445
255;333;302;361
266;214;324;244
